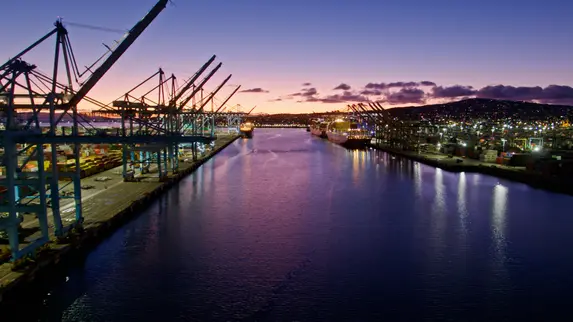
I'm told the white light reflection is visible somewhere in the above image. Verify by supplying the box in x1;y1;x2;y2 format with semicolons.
352;150;360;185
413;163;422;198
432;168;445;214
492;184;508;257
424;167;448;285
457;172;468;237
429;168;447;258
488;183;510;296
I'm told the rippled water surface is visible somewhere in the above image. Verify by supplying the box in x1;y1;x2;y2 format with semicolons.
10;129;573;321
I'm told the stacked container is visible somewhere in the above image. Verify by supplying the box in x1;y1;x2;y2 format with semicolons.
479;149;498;163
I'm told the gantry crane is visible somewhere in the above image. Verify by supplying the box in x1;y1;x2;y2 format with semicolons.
0;0;169;260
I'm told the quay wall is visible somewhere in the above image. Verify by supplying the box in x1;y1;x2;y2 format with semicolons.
0;135;239;304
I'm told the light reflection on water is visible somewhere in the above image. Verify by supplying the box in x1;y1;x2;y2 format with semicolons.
5;128;573;322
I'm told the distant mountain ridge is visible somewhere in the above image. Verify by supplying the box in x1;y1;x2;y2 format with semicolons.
387;98;572;120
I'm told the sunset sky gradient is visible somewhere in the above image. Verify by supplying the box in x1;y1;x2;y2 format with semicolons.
4;0;573;113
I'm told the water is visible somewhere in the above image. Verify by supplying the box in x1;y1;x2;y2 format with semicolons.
7;128;573;321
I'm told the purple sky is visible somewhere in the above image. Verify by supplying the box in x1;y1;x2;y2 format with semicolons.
3;0;573;113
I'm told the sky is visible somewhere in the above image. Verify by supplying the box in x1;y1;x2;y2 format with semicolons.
3;0;573;113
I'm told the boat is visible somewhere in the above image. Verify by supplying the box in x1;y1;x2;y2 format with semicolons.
309;120;328;138
239;122;254;138
326;118;372;148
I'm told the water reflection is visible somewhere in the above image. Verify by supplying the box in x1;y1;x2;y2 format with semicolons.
457;172;468;236
492;184;508;262
414;162;422;198
432;168;446;214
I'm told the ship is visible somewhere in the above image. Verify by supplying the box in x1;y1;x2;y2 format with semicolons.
309;120;328;138
326;118;372;148
239;122;254;138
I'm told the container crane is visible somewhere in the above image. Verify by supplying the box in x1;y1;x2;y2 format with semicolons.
0;0;169;261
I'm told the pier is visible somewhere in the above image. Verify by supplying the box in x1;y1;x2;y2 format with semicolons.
0;134;237;301
0;0;252;270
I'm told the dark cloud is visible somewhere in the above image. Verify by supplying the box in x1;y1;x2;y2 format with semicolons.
389;81;418;87
302;82;312;86
365;81;426;90
476;85;543;101
365;82;388;90
300;88;317;96
475;84;573;105
431;85;476;98
296;90;368;104
307;91;369;104
540;85;573;104
268;98;282;102
360;89;383;96
333;83;351;90
287;87;318;99
382;88;426;104
280;81;573;106
240;88;269;93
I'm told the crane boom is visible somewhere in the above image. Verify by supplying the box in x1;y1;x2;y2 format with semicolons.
169;55;216;105
65;0;168;108
214;85;240;113
196;74;232;113
178;63;222;109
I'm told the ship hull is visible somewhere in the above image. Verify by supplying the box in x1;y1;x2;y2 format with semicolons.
240;129;253;138
327;132;371;148
310;127;327;138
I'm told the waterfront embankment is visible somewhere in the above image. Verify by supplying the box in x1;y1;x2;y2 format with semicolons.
371;144;573;196
0;134;239;303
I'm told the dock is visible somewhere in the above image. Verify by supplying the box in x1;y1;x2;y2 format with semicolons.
371;144;573;196
0;134;238;303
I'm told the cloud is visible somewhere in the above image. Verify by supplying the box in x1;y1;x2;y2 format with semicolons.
240;88;269;93
333;83;351;90
279;86;319;102
539;85;573;104
382;88;426;104
475;85;542;101
360;89;383;96
302;82;312;86
288;87;318;97
431;85;476;98
420;81;437;86
475;84;573;104
307;91;368;104
278;81;573;106
268;98;282;102
365;81;428;90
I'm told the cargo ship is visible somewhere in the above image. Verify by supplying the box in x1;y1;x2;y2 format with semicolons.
310;120;328;138
326;118;372;148
239;122;254;138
